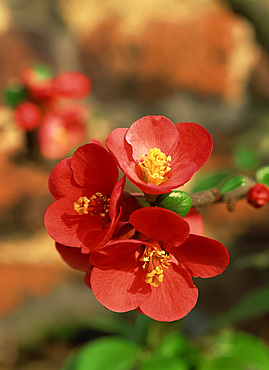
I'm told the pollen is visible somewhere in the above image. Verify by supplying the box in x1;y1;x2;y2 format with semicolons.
140;247;170;287
138;148;171;185
74;192;110;218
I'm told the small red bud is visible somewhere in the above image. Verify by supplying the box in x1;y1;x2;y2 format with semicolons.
15;102;42;131
247;183;269;208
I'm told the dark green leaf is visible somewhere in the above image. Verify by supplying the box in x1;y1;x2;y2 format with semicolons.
157;191;192;217
220;176;246;195
62;337;138;370
191;172;230;192
256;166;269;187
212;285;269;328
4;85;27;108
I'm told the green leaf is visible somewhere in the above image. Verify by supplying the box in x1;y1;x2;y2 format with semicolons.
141;357;188;370
157;191;192;217
256;166;269;187
62;337;138;370
234;146;260;170
34;64;52;79
212;285;269;328
220;175;246;195
200;331;269;370
159;332;201;368
4;85;27;108
191;171;230;192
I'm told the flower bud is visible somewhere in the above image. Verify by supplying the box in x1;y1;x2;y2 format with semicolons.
247;183;269;208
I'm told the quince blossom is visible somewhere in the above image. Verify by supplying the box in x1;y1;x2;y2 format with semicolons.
106;115;213;195
88;207;229;322
44;141;125;252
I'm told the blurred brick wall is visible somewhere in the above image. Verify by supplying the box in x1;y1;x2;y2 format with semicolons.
61;0;258;103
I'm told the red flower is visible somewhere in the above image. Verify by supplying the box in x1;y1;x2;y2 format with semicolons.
88;207;229;322
106;115;213;195
44;141;125;252
38;105;88;159
54;71;91;99
247;183;269;208
22;67;55;101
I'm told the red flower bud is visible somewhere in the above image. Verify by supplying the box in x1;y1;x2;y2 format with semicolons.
54;71;91;99
247;183;269;208
15;102;42;131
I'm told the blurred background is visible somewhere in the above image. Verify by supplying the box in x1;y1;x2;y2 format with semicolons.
0;0;269;369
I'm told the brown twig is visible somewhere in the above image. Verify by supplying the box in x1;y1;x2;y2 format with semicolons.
189;176;256;209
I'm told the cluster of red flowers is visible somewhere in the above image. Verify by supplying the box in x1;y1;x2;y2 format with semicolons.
45;115;229;322
5;65;91;159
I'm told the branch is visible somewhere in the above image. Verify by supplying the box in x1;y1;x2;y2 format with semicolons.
189;176;256;210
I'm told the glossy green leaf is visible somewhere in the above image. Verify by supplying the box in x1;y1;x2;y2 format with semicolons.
256;166;269;187
220;175;246;195
62;337;138;370
4;85;27;108
157;191;192;217
191;172;230;192
213;285;269;328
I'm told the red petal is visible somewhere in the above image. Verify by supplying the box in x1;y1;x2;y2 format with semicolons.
125;115;179;162
109;176;126;221
184;208;204;235
44;198;102;248
83;211;121;251
56;242;92;272
91;263;151;312
48;158;75;199
71;142;118;195
106;128;175;195
90;240;143;269
139;263;198;322
173;122;213;171
170;234;229;278
130;207;189;246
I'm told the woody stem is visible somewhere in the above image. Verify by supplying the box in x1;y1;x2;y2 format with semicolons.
189;175;256;209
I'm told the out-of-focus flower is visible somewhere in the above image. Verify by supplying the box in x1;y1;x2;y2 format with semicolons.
247;183;269;208
88;207;229;322
54;71;91;99
38;105;88;159
22;65;55;101
106;115;213;195
15;102;42;131
44;141;125;252
5;64;92;160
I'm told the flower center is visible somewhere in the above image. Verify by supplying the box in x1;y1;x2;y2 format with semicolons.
74;192;110;218
138;148;171;185
140;246;170;287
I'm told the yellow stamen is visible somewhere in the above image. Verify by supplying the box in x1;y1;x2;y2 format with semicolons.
138;148;171;185
140;247;170;287
74;192;110;218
